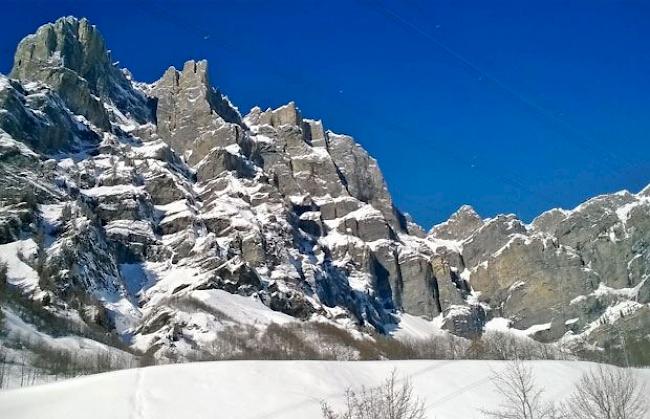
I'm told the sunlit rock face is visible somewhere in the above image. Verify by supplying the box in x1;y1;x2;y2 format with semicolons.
149;59;242;164
0;16;649;363
11;17;153;129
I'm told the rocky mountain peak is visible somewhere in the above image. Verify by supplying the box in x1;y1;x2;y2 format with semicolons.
1;17;649;367
10;16;153;128
530;208;568;234
244;102;303;129
182;59;210;84
429;204;483;241
157;60;215;95
11;17;107;81
640;184;650;197
150;59;242;163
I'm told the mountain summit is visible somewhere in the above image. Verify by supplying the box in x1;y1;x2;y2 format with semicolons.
11;16;153;128
0;17;648;366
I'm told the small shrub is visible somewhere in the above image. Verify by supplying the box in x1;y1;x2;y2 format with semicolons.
0;260;8;293
561;364;647;419
482;359;559;419
321;369;426;419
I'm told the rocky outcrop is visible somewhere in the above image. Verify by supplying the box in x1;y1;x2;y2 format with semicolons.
10;17;152;128
195;147;256;181
434;191;650;348
441;305;486;338
326;132;404;231
397;252;437;318
1;16;649;364
0;75;99;153
461;214;527;268
470;235;598;337
530;208;567;234
149;60;241;164
429;205;483;241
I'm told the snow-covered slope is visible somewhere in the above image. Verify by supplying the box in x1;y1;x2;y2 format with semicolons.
3;360;649;419
1;15;649;373
0;16;472;367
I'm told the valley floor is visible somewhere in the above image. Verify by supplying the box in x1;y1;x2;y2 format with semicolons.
1;360;649;419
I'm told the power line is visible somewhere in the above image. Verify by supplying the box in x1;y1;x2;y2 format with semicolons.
131;0;601;219
358;0;632;179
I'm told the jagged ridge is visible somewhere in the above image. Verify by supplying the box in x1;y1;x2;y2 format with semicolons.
0;17;648;366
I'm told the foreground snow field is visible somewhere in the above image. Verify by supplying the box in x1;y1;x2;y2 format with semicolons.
2;360;649;419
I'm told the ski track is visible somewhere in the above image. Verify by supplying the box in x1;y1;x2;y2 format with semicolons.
2;360;650;419
131;368;146;419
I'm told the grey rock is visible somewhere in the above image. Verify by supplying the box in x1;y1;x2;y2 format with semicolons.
530;208;568;234
470;235;598;336
429;205;483;241
462;214;527;268
441;305;486;338
0;77;99;153
10;17;152;128
150;60;242;164
257;101;301;128
195;147;255;181
159;212;194;235
262;282;316;320
301;119;327;148
144;173;186;205
338;212;394;242
240;233;266;265
398;252;437;319
251;117;347;199
431;257;467;310
326;132;403;231
319;197;363;220
90;188;154;224
554;192;646;290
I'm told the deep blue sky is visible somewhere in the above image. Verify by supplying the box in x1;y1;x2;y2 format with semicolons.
2;1;649;228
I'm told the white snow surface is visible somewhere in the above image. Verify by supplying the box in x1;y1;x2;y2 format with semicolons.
1;360;649;419
0;130;38;157
0;239;40;293
0;75;10;90
81;184;144;197
192;289;294;326
389;313;444;340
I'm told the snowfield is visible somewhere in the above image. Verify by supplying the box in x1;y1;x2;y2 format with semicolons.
1;360;649;419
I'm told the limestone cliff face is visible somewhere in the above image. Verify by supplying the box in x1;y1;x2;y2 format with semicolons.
429;205;483;241
0;76;99;152
0;16;648;362
149;60;242;164
427;190;650;348
0;17;466;360
10;17;153;129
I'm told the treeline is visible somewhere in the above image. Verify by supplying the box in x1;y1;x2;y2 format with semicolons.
0;343;136;389
0;266;137;389
178;321;571;363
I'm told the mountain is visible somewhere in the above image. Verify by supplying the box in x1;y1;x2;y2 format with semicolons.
0;17;648;370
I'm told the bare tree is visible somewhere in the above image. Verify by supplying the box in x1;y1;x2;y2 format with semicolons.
20;353;27;387
0;260;7;285
561;364;647;419
0;347;8;389
482;359;559;419
321;369;426;419
0;260;7;311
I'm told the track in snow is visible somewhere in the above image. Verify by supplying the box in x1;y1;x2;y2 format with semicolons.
1;360;649;419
